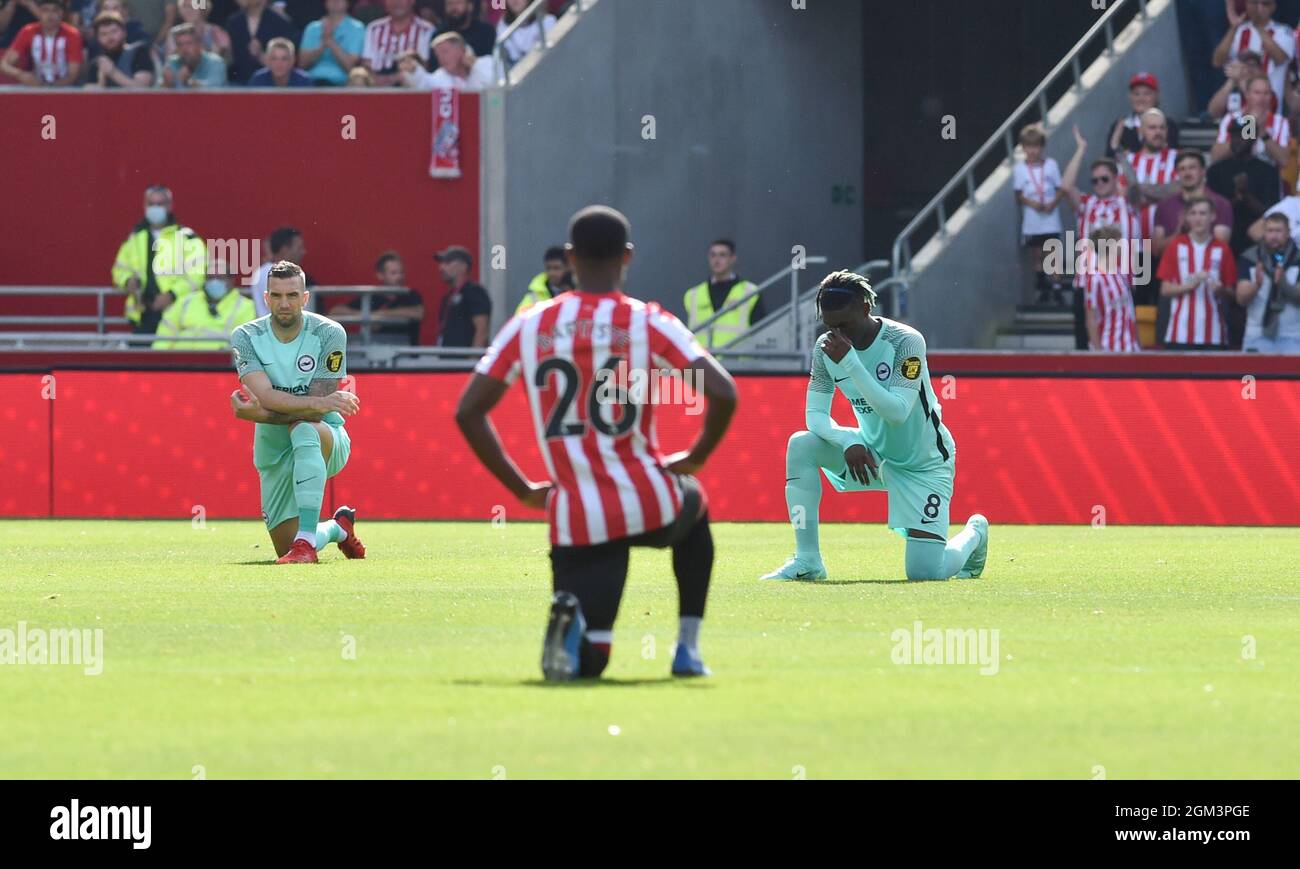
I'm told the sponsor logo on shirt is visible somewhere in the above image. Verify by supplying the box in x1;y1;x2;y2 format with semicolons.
325;350;344;373
900;357;922;380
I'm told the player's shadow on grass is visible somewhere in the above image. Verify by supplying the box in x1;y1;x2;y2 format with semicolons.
817;579;911;585
451;678;707;689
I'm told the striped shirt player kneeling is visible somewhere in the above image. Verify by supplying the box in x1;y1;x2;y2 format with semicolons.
455;206;738;681
761;270;989;583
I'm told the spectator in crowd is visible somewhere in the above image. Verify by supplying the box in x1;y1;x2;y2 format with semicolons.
1211;118;1281;249
163;0;232;67
1212;0;1294;110
276;0;322;32
111;185;206;334
248;33;309;84
0;0;83;85
361;0;432;86
152;261;256;350
430;0;492;64
249;227;307;317
1122;109;1181;242
0;0;41;50
434;245;490;348
1237;212;1300;351
683;239;765;349
162;20;227;86
329;251;425;345
1152;151;1233;260
83;11;153;87
1082;226;1141;353
1209;48;1265;116
399;30;489;89
345;60;370;84
1211;75;1291;166
1105;73;1182;158
1177;0;1231;113
225;0;298;85
298;0;362;85
129;0;177;45
516;245;572;313
89;0;149;48
494;0;553;66
1012;123;1065;305
1156;196;1238;349
1062;125;1141;346
482;0;567;25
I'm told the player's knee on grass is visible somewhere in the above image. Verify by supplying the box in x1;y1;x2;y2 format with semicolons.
904;536;948;581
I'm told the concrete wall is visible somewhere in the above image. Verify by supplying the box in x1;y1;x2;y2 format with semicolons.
904;0;1188;348
483;0;865;326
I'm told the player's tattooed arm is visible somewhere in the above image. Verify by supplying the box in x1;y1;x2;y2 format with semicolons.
230;388;325;424
240;371;359;419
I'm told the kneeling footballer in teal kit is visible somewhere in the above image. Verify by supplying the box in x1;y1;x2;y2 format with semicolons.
761;270;988;582
228;261;367;564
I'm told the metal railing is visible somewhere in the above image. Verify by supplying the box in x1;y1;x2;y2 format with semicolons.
889;0;1148;278
494;0;592;86
688;257;828;353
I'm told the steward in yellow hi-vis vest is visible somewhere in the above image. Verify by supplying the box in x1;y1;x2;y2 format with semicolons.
516;246;573;313
152;276;256;350
111;187;206;334
683;239;766;349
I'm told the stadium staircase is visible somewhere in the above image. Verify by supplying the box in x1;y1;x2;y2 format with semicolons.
721;0;1188;353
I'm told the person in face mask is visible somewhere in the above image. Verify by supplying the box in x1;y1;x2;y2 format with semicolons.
429;0;494;67
111;184;208;334
152;261;257;350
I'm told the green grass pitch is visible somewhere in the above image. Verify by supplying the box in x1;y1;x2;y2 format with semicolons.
1;520;1296;779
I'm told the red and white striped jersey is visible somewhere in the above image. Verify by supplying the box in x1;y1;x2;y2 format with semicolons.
1074;194;1139;287
362;16;435;74
1216;111;1291;164
1124;148;1178;238
1155;235;1237;347
8;23;83;83
475;290;707;547
1083;272;1140;353
1229;21;1295;104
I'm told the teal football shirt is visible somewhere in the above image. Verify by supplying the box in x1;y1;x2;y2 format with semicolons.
230;311;349;465
806;318;954;471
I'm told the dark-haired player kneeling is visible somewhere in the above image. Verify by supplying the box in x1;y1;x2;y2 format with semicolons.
761;271;988;582
456;206;738;680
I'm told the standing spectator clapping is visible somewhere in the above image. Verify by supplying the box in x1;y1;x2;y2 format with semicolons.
1212;0;1294;111
298;0;363;85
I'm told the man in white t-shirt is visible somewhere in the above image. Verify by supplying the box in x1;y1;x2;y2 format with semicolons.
1013;123;1064;304
400;31;493;91
1212;0;1295;109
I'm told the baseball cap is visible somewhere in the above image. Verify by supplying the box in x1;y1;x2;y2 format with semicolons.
434;246;473;267
1129;72;1159;91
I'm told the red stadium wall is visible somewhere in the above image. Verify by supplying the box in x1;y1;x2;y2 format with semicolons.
0;92;480;347
3;370;1299;526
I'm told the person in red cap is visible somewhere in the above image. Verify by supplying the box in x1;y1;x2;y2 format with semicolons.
1105;72;1181;159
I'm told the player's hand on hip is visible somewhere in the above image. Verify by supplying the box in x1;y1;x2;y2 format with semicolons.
519;481;552;510
663;450;704;476
320;390;361;417
844;444;878;485
823;328;852;363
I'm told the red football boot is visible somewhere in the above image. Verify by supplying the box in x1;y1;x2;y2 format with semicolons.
275;539;319;564
333;506;366;560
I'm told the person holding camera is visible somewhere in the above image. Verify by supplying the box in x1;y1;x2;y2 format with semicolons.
1237;212;1300;353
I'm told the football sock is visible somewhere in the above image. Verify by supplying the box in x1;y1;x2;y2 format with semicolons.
787;431;840;560
290;424;327;544
903;526;981;581
678;616;702;655
581;630;611;677
672;511;713;618
313;520;346;552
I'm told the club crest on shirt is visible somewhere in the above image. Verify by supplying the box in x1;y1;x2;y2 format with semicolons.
900;356;922;380
325;350;343;373
297;354;316;373
875;362;890;381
